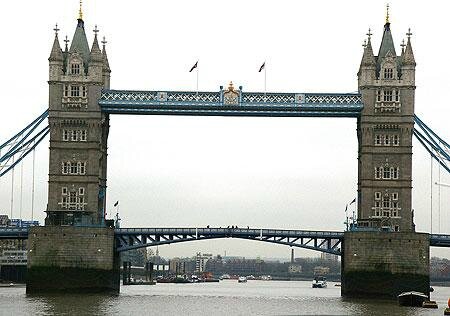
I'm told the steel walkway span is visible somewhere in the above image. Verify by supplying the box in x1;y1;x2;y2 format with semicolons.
115;227;344;255
2;227;450;255
0;227;29;239
430;234;450;247
99;89;363;117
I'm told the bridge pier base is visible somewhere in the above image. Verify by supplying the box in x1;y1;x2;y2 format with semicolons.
26;226;119;294
341;231;429;299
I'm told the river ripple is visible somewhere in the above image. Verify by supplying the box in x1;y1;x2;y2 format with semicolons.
0;280;449;315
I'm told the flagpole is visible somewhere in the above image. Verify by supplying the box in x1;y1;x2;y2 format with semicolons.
345;204;348;231
264;61;267;97
196;60;199;96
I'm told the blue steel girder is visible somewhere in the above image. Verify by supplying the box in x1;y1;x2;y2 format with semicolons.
430;234;450;247
0;228;29;239
0;110;49;177
114;228;344;255
99;89;363;117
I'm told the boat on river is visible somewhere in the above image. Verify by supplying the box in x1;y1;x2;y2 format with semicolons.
397;291;428;307
238;276;247;283
312;276;327;288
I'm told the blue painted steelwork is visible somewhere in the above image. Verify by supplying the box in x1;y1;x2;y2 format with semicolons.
0;110;49;177
115;227;344;255
414;115;450;174
3;227;450;253
99;89;363;117
0;227;28;239
430;234;450;247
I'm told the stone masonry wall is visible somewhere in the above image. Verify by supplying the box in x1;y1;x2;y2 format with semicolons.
342;231;429;298
27;226;119;293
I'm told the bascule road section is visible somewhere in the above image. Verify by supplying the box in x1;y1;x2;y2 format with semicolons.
115;228;344;255
98;88;362;117
2;5;446;298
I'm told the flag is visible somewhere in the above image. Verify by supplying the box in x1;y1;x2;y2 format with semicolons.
259;61;265;72
345;204;348;212
349;198;356;205
189;60;198;72
114;201;119;207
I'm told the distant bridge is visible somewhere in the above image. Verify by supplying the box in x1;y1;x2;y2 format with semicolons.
2;227;450;256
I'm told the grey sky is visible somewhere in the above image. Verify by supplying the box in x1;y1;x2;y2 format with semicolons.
0;0;449;259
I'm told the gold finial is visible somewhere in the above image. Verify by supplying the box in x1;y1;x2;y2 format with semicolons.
386;3;390;24
78;0;83;20
228;81;234;91
362;39;367;49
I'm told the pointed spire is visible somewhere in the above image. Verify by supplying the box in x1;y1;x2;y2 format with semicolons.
403;28;416;65
360;29;376;67
64;35;70;52
378;20;397;58
101;36;111;71
90;25;102;61
70;16;90;67
400;39;406;55
49;23;63;61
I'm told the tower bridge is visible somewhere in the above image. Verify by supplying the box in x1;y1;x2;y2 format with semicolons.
0;4;449;297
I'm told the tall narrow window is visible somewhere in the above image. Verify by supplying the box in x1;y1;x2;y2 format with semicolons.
80;130;87;141
377;90;381;102
62;162;69;174
375;134;381;145
62;130;69;141
392;167;399;179
383;167;391;179
64;85;69;97
395;90;400;102
71;63;80;75
70;162;77;174
392;134;400;146
71;85;80;97
82;86;87;98
375;167;382;179
384;134;390;146
383;90;393;102
384;68;393;79
79;162;86;175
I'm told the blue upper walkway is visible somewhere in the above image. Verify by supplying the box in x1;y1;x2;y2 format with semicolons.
99;88;363;117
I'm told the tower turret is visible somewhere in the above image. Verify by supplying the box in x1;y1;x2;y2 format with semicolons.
49;24;63;82
88;26;103;82
358;31;376;86
46;8;111;226
102;37;111;89
401;29;416;85
356;8;416;232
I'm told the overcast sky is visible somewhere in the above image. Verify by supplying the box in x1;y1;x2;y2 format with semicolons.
0;1;449;259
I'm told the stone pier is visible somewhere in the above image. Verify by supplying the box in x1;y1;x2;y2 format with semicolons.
26;226;119;293
342;231;429;298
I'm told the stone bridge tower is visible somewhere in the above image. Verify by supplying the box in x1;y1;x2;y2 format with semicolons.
342;13;428;299
357;16;416;232
47;11;110;226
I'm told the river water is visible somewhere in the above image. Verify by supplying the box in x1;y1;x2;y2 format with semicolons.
1;280;449;315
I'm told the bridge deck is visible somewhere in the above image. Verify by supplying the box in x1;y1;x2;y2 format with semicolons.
99;90;363;117
2;228;449;256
